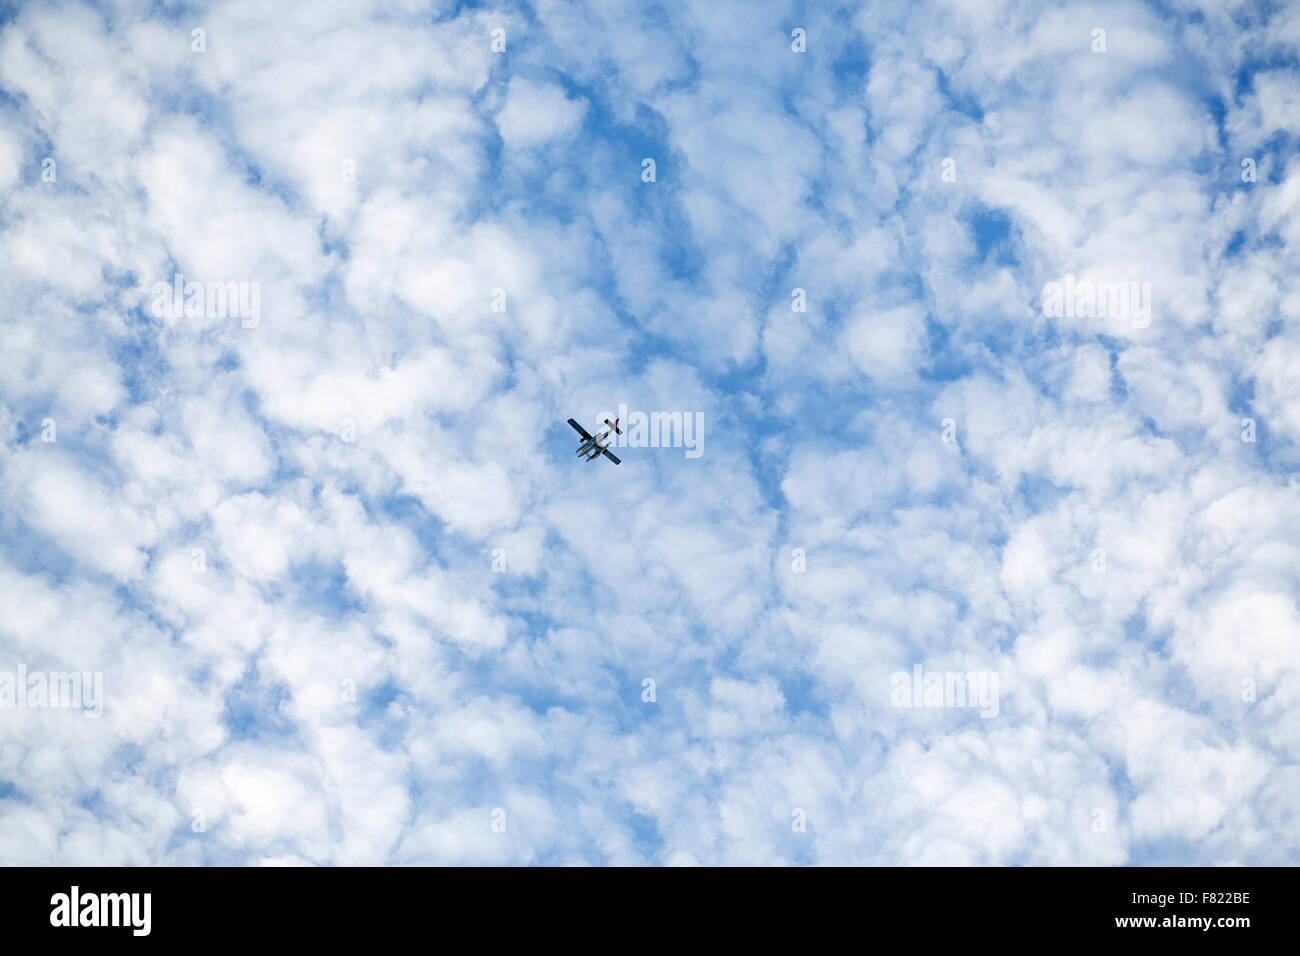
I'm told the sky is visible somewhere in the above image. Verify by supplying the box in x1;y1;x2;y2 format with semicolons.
0;0;1297;865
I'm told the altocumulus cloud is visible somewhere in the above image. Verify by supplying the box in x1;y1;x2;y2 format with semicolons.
0;0;1298;865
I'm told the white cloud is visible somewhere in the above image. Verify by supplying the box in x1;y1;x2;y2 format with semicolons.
497;78;587;148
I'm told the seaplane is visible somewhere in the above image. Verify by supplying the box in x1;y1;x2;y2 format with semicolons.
566;417;623;464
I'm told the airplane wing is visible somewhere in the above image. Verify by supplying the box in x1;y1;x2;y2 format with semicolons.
566;418;593;441
601;449;621;465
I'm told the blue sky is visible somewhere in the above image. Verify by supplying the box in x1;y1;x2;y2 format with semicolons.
0;0;1298;865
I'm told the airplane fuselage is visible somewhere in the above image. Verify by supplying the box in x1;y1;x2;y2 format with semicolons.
577;427;613;458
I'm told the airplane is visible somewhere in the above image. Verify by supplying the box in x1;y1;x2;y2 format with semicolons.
567;417;623;464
